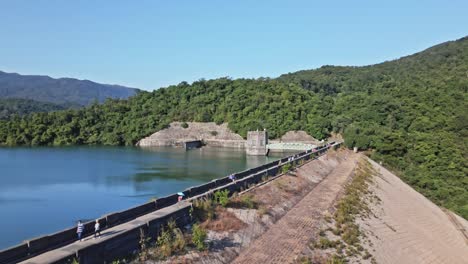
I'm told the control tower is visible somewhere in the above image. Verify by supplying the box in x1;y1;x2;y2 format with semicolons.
246;129;268;156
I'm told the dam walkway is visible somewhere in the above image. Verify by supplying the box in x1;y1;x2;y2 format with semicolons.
19;202;192;264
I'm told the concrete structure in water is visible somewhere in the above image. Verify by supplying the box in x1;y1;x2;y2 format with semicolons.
183;140;203;150
246;130;268;156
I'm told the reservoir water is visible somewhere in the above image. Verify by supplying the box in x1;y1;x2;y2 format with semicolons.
0;146;282;249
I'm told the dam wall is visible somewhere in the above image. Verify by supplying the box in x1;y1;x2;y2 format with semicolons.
0;143;341;264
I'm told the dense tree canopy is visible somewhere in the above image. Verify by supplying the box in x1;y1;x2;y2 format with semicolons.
0;98;66;119
0;37;467;218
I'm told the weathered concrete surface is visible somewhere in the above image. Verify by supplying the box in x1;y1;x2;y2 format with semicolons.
358;159;468;264
137;122;244;147
231;154;359;263
246;130;268;155
137;123;320;150
279;130;319;144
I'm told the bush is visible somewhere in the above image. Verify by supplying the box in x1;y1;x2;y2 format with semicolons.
181;122;189;128
281;163;292;174
156;219;185;258
193;198;215;221
214;189;230;207
157;227;173;257
192;223;207;251
314;237;340;249
326;254;345;264
241;194;256;209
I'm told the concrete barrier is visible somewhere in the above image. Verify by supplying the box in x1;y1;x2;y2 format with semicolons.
106;212;122;227
155;194;179;209
184;181;215;197
0;243;28;264
117;201;156;223
45;228;76;249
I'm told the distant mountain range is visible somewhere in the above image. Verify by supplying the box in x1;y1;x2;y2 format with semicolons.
0;71;139;107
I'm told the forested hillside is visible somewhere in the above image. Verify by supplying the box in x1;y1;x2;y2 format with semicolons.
0;71;139;106
280;37;468;218
0;37;466;218
0;98;66;119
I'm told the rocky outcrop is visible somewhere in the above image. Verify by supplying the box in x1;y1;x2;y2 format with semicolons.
137;124;321;149
279;131;319;143
136;122;245;148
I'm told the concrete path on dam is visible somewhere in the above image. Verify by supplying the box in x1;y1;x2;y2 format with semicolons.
19;201;192;264
232;153;359;264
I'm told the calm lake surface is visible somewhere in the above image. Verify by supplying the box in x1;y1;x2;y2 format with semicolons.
0;146;283;249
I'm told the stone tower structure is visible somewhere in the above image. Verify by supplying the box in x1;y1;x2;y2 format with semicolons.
246;129;268;156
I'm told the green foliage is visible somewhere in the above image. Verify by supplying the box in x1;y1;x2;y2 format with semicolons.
138;228;150;261
191;223;207;251
281;163;292;174
213;189;230;207
314;237;341;249
181;122;189;128
192;198;215;221
0;98;66;119
156;219;185;258
326;254;346;264
240;194;257;209
0;37;467;218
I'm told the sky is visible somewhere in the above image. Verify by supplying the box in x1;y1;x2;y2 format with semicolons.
1;0;467;91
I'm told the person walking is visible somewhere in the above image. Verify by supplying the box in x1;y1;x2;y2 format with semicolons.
94;219;101;239
229;174;236;182
177;192;185;202
77;220;84;241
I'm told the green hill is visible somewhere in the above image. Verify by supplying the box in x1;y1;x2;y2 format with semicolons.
0;98;67;119
0;70;139;106
0;36;466;218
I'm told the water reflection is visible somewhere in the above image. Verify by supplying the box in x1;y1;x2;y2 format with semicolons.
0;146;283;249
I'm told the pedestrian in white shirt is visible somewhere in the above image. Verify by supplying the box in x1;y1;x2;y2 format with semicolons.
94;220;101;239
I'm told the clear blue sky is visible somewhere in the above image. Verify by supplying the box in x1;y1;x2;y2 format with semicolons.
1;0;467;91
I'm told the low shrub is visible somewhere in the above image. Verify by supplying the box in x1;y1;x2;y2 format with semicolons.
241;194;257;209
192;223;207;251
214;189;230;207
156;219;185;258
281;163;292;174
193;198;215;221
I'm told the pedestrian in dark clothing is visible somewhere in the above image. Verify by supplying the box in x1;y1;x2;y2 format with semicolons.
77;220;84;241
